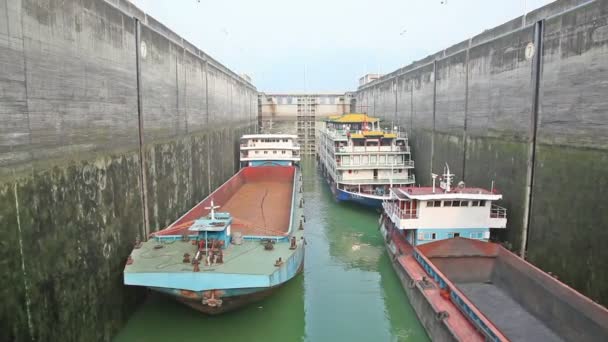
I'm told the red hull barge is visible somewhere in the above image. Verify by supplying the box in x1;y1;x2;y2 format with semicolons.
381;214;608;342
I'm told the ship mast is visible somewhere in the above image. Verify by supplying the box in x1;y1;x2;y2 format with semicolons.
205;199;220;220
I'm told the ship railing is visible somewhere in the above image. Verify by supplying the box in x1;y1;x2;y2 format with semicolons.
413;251;508;342
153;234;198;242
336;177;417;185
490;204;507;218
338;160;415;168
336;175;416;184
338;146;411;153
383;201;418;220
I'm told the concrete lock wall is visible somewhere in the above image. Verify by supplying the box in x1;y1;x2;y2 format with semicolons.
357;0;608;307
0;0;257;341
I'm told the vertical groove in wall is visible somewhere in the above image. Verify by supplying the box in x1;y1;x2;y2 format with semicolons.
394;79;398;127
521;20;544;258
462;45;470;180
431;60;437;175
18;4;33;159
410;79;414;137
182;48;188;134
174;46;179;134
134;19;150;239
204;60;211;192
372;87;376;115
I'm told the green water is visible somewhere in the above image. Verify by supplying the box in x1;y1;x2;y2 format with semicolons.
115;159;429;342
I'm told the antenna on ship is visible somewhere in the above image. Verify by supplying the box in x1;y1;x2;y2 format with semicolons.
431;173;438;193
205;199;220;220
440;163;454;192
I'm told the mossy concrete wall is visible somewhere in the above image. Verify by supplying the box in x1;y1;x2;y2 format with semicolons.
357;0;608;306
0;0;257;341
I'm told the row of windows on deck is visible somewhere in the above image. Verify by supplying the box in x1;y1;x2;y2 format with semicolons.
425;200;486;208
339;154;408;165
251;150;289;155
250;138;291;143
419;231;486;241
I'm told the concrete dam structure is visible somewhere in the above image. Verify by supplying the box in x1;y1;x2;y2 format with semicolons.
0;0;256;341
357;0;608;309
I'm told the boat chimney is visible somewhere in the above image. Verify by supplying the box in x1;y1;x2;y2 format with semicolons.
431;173;438;193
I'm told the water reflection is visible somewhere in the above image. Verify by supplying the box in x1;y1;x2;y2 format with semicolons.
302;159;428;341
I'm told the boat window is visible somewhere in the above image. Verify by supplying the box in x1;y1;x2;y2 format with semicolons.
454;233;460;237
427;200;441;207
447;233;454;238
273;151;277;154
471;200;479;206
431;233;437;240
453;201;461;207
371;155;377;163
461;201;470;207
379;155;386;163
443;201;452;207
479;200;486;207
264;151;268;154
281;150;286;154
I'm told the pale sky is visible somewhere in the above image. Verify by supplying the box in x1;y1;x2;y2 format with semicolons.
131;0;553;92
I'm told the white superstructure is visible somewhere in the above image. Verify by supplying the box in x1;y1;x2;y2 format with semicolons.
239;134;300;167
381;165;507;245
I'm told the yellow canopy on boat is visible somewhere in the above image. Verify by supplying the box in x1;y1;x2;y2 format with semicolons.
328;113;379;124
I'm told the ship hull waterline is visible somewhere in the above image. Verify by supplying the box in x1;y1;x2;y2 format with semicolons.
379;220;460;341
170;262;305;315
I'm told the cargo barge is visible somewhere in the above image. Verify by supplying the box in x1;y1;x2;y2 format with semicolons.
124;135;304;314
317;113;415;208
380;166;608;341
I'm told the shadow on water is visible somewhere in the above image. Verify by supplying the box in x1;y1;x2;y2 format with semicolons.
115;158;428;342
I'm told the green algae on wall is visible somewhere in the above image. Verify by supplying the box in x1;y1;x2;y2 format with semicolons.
464;136;530;250
527;144;608;305
0;182;30;342
144;124;256;234
0;152;146;342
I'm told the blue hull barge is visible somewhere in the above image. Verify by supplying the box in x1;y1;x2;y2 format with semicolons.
124;134;304;314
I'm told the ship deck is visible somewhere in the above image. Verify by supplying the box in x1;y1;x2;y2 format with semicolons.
125;166;304;278
390;230;485;341
126;237;299;276
222;181;292;236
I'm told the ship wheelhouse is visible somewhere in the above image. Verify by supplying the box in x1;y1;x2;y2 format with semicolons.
382;166;507;245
